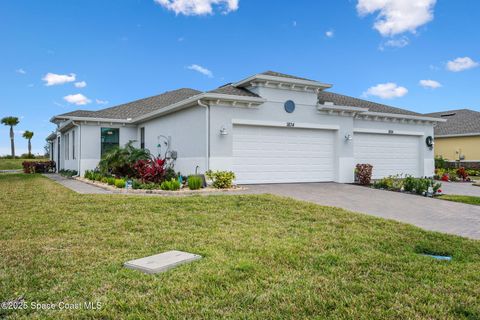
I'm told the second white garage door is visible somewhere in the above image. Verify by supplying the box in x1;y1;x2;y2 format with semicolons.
232;125;336;184
354;133;421;179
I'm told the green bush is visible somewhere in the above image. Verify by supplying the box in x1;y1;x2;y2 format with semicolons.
107;177;116;185
132;179;141;189
98;141;151;177
187;175;202;190
101;177;108;183
160;179;181;191
84;170;93;180
59;169;77;177
435;156;447;169
94;173;103;182
205;170;236;189
114;179;126;188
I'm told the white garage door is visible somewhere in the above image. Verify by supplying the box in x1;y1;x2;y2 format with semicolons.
232;125;335;184
354;133;421;179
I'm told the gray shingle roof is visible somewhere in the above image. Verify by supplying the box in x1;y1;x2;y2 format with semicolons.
318;91;420;116
57;88;201;120
424;109;480;136
261;70;314;81
208;84;259;97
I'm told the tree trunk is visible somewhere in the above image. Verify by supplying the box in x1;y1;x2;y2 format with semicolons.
9;126;15;157
28;139;32;156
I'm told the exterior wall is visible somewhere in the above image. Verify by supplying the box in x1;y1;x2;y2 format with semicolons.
209;86;354;182
209;86;436;182
75;123;137;175
434;136;480;161
138;106;207;176
62;127;79;172
353;119;435;178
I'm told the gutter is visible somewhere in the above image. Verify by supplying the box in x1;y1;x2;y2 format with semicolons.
197;99;210;171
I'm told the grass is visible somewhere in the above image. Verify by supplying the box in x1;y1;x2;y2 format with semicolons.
438;194;480;206
1;174;480;319
0;158;27;170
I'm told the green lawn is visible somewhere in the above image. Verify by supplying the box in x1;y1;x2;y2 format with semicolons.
0;158;27;170
1;174;479;319
438;194;480;206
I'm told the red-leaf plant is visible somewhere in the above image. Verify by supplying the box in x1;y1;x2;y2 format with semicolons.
134;157;166;183
456;167;469;181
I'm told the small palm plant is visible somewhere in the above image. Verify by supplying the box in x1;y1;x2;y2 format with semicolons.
1;116;20;157
22;130;34;157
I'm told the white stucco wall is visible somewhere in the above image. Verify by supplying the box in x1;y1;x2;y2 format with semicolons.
139;106;207;176
208;86;435;183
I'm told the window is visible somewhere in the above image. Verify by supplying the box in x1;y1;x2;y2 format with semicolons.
72;130;76;160
140;127;145;150
101;128;120;156
64;133;69;160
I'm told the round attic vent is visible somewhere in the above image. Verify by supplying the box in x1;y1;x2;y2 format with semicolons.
284;100;295;113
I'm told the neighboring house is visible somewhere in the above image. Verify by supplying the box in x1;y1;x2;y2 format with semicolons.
425;109;480;162
47;71;443;184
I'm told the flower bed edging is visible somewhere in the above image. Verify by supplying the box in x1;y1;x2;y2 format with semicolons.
75;177;246;195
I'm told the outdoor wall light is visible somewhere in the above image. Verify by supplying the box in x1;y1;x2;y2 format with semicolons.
220;127;228;136
345;134;353;142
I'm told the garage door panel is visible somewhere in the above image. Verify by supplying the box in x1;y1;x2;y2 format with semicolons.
233;125;335;184
354;133;420;179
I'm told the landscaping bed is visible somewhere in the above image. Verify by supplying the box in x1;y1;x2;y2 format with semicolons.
1;174;480;319
76;176;246;195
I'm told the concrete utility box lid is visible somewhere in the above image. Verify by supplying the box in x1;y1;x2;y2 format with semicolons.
124;250;202;274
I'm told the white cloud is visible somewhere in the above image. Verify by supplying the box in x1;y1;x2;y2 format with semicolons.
16;68;26;74
357;0;436;36
419;79;442;89
446;57;479;72
154;0;239;16
42;73;76;86
363;82;408;99
187;64;213;77
96;99;109;105
380;36;409;50
325;30;334;38
74;81;87;88
63;94;91;106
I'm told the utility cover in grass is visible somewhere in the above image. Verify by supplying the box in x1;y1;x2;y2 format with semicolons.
124;250;202;274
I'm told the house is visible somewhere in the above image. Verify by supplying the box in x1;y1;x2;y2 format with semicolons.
47;71;443;184
425;109;480;163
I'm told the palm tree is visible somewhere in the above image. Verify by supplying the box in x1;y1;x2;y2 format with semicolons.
22;130;34;156
1;117;20;157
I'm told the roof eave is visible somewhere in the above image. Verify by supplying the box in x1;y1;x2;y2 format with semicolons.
233;74;332;90
436;133;480;138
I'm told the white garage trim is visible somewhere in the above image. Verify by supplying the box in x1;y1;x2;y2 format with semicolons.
232;119;340;131
354;128;424;136
232;125;336;184
354;132;421;179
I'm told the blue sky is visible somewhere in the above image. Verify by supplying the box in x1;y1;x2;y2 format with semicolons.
1;0;479;155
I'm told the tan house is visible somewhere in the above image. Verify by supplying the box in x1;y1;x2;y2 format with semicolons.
425;109;480;161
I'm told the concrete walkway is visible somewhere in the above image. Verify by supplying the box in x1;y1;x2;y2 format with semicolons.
244;183;480;240
43;174;113;194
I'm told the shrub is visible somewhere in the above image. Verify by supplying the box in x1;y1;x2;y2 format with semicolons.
22;161;56;174
107;177;116;185
59;169;78;177
84;170;93;180
160;178;181;191
114;179;126;188
456;167;469;181
101;177;108;183
187;175;202;190
133;156;166;183
98;141;151;177
372;175;403;191
435;156;447;169
205;170;236;189
94;173;103;181
355;164;373;185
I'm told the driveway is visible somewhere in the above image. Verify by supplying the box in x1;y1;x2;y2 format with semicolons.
245;183;480;240
440;181;480;197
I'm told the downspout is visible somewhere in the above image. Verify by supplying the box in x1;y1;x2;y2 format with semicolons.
197;100;210;171
72;121;81;177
